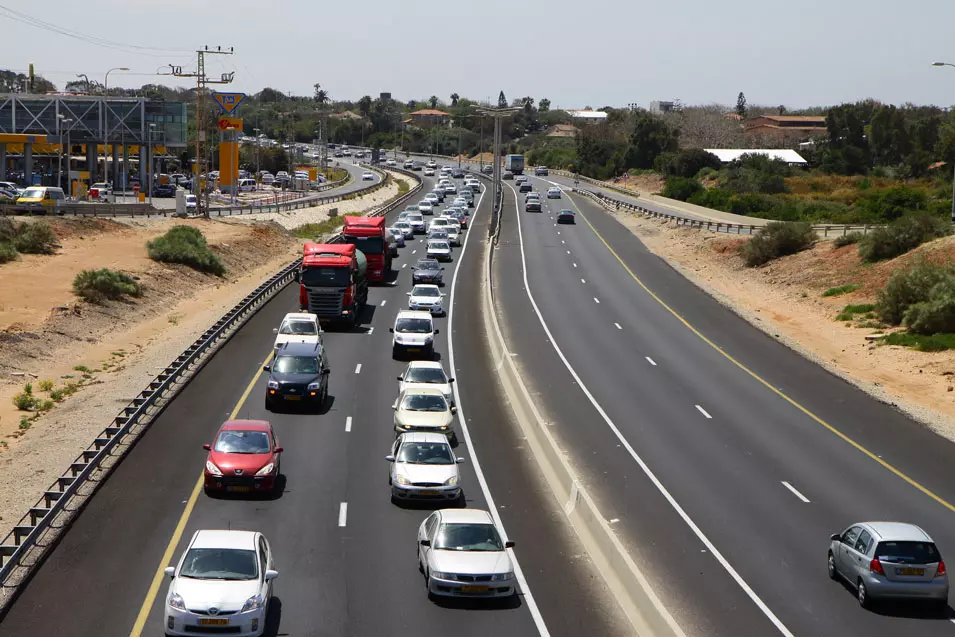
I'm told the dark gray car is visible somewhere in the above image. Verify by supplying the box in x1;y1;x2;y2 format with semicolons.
264;342;330;412
411;258;444;286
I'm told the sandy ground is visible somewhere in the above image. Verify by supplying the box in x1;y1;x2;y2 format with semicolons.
603;207;955;442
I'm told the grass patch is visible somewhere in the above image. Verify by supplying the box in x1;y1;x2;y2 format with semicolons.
857;320;884;329
822;284;859;297
292;216;345;239
73;365;91;373
50;389;64;401
147;225;226;276
844;303;876;314
0;240;18;263
14;221;58;254
741;221;816;267
396;179;410;195
833;231;864;248
19;415;32;430
73;268;142;304
882;332;955;352
38;379;54;392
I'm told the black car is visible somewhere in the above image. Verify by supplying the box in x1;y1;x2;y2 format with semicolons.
411;258;445;286
152;183;176;197
557;209;576;224
264;342;330;411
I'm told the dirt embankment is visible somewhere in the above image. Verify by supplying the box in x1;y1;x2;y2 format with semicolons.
607;209;955;441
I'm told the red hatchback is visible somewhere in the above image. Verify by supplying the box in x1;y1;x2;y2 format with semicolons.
203;420;283;496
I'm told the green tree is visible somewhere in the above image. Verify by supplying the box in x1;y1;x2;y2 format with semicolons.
257;87;285;103
313;83;329;105
624;109;679;170
736;92;747;118
407;99;417;110
539;98;551;113
498;91;507;108
450;93;459;107
357;95;372;118
429;96;438;109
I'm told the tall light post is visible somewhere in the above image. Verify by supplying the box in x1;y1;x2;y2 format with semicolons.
253;127;261;176
103;67;129;186
476;105;521;236
148;123;157;205
932;62;955;223
57;115;73;194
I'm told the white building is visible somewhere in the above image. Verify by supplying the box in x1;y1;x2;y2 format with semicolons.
704;148;808;166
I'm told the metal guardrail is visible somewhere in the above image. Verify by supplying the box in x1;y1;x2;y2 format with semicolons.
0;163;422;614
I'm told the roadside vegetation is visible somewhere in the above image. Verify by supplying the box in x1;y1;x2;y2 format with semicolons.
72;268;142;303
147;225;226;276
741;222;816;267
291;216;345;240
0;218;58;263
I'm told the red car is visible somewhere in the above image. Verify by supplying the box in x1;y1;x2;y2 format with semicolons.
203;420;283;496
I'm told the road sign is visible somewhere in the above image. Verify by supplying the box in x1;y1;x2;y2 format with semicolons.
212;92;247;114
218;117;243;131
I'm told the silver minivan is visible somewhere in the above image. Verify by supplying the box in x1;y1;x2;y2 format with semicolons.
828;521;949;610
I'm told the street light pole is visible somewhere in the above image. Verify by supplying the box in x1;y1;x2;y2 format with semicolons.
103;67;129;185
932;62;955;223
148;123;156;205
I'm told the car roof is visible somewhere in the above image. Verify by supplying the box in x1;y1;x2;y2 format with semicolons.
398;431;451;444
401;387;447;397
283;312;317;322
412;284;441;291
862;521;933;542
277;341;323;356
396;310;433;320
220;419;272;432
191;529;258;550
439;509;494;525
407;360;444;370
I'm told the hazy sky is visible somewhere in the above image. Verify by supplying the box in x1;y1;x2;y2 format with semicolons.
3;0;955;110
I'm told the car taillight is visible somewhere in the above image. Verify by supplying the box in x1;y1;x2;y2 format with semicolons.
869;558;884;575
937;560;947;577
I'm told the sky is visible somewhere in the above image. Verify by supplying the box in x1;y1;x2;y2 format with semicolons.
3;0;955;110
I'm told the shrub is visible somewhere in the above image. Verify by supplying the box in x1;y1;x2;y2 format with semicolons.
0;241;17;264
855;186;928;222
0;217;15;243
12;392;37;411
659;149;721;178
901;277;955;335
292;216;345;240
741;221;816;267
882;331;955;352
38;379;54;392
73;268;142;304
696;167;719;181
858;212;952;262
833;231;863;248
661;177;703;202
147;225;226;275
876;260;955;325
822;284;859;297
15;221;57;254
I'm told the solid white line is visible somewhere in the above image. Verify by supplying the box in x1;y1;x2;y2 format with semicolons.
345;416;352;432
593;297;600;304
695;405;712;419
781;481;810;503
506;182;793;637
338;502;348;527
447;186;550;635
646;356;657;366
614;322;622;330
366;326;374;335
354;364;362;374
380;299;387;306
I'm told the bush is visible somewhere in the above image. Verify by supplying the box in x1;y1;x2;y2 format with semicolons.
661;177;703;202
0;240;17;264
292;216;344;239
659;149;722;179
147;225;226;276
833;231;864;248
0;217;15;243
741;221;816;267
858;212;952;262
855;186;928;222
15;221;57;254
822;284;859;297
696;167;719;181
73;268;142;304
876;260;955;325
882;331;955;351
38;379;53;392
12;391;37;411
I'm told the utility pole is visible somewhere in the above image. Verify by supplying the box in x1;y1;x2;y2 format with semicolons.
168;45;235;218
476;104;520;235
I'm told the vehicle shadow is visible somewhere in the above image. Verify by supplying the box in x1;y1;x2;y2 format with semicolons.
429;593;523;611
390;493;464;511
262;596;283;636
268;395;335;416
204;474;286;501
833;578;950;619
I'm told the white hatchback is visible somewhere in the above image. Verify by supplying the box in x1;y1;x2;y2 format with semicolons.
393;387;455;437
273;312;323;351
407;284;446;315
398;360;455;406
387;432;464;503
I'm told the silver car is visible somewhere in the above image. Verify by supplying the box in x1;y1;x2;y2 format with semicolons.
386;432;463;503
387;227;406;248
828;521;949;610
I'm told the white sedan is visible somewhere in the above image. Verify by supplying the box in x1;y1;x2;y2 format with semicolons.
386;432;464;503
417;509;517;599
393;387;455;437
273;312;323;351
547;187;562;199
163;530;278;637
398;360;455;406
362;171;375;181
424;168;435;176
446;226;462;246
407;284;446;315
417;201;434;215
393;221;414;238
426;239;452;261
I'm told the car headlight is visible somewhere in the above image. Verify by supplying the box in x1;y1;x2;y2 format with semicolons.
205;460;222;476
431;572;458;581
395;474;411;485
267;380;279;389
307;381;321;390
167;592;186;610
240;594;264;612
444;476;457;486
255;462;275;476
425;336;433;343
492;572;515;581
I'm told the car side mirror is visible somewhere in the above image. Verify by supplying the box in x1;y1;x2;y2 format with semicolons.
451;406;457;415
397;375;403;381
456;457;465;464
830;534;841;542
389;327;395;333
322;368;330;375
505;541;516;549
293;271;300;282
406;292;411;295
448;378;455;383
164;566;176;578
272;328;279;334
275;446;284;453
203;444;211;451
263;365;271;372
433;329;440;335
385;455;395;462
440;267;446;270
265;569;279;581
419;539;431;547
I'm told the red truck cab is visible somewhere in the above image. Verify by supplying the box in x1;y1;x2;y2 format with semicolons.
342;216;392;283
299;243;368;326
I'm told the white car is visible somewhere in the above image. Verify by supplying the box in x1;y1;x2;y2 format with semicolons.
386;159;397;166
273;312;323;351
397;360;455;406
446;226;462;246
427;217;451;233
417;201;434;215
424;193;440;206
185;194;198;212
391;310;438;359
388;227;406;248
90;182;112;199
163;530;278;637
427;160;437;169
393;221;414;238
362;171;375;181
407;284;446;315
406;213;426;234
547;187;562;199
417;509;517;599
387;432;463;503
427;240;452;262
452;197;468;209
393;387;455;437
443;183;457;194
424;168;435;177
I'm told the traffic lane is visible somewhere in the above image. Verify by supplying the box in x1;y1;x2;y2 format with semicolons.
490;189;776;637
516;189;955;635
0;275;300;636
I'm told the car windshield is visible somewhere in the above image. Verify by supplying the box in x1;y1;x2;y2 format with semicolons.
416;259;439;271
560;210;574;215
875;541;941;564
20;188;43;198
301;266;351;288
402;393;448;411
280;320;317;335
413;287;440;297
405;366;447;384
179;548;258;580
430;231;448;239
408;214;423;222
434;523;504;552
396;318;433;333
214;430;271;454
429;242;450;250
397;442;454;464
273;355;319;374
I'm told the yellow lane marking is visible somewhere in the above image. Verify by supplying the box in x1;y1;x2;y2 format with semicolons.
128;351;274;637
566;193;955;514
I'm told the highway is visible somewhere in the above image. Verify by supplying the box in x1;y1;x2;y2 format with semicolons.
491;172;955;636
0;170;625;636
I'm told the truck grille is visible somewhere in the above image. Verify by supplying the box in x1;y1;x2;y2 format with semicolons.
306;287;344;315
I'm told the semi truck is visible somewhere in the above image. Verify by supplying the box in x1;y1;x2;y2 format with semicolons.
342;216;392;283
298;243;368;327
505;154;525;175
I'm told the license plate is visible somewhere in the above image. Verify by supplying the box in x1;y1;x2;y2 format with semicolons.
419;489;439;495
461;585;488;593
898;567;925;576
199;618;229;626
405;347;419;352
227;485;251;492
284;395;301;401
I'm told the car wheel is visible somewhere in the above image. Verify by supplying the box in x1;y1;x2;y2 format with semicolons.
857;579;871;609
827;552;837;580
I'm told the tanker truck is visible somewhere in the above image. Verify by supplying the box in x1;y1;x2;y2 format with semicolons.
297;242;368;327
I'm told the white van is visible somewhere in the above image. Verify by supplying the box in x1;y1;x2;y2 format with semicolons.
237;178;257;192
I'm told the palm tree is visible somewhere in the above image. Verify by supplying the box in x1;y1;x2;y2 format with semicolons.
315;89;329;105
539;98;551;113
450;93;459;107
357;95;372;118
407;99;417;111
429;96;438;109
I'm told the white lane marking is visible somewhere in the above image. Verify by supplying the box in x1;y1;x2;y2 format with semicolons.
506;182;793;637
355;364;362;374
338;502;348;527
573;263;578;268
646;356;657;366
366;327;374;335
345;416;352;432
593;297;600;304
695;405;712;419
614;322;622;330
402;263;407;269
447;186;550;635
380;300;387;307
566;250;571;255
781;481;810;503
557;231;561;235
561;240;566;245
412;249;417;254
